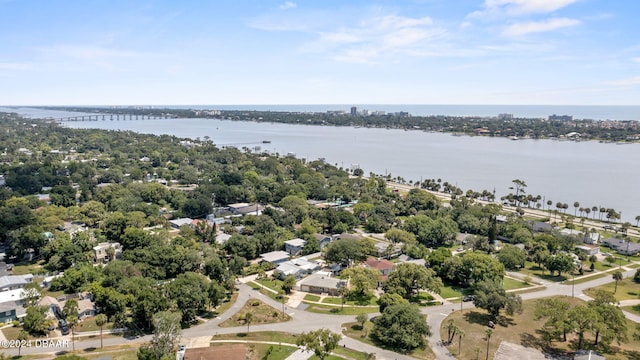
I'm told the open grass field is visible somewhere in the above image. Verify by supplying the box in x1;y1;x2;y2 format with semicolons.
211;331;368;360
341;320;435;360
518;262;568;282
568;272;610;285
219;299;290;328
584;279;640;302
502;277;531;291
305;304;379;315
440;296;640;360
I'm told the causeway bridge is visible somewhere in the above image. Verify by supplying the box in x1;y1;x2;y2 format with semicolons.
55;114;176;122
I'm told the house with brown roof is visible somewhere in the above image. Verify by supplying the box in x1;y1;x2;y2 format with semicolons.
364;257;394;277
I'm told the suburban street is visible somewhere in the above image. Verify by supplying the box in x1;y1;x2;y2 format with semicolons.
5;263;639;360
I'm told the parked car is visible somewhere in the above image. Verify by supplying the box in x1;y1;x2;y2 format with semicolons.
61;326;70;335
463;295;475;302
58;319;67;328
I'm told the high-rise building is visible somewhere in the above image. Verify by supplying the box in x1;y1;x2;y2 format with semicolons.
350;106;357;115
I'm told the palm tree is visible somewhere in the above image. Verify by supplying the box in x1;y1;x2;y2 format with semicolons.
95;314;108;349
636;215;640;227
457;328;466;356
592;206;598;220
613;270;623;293
574;202;580;217
485;328;494;360
68;314;79;352
244;311;254;333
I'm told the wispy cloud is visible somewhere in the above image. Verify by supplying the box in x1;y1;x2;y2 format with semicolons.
502;17;580;36
41;44;150;60
303;14;446;63
0;62;29;70
470;0;581;18
280;1;297;10
606;76;640;86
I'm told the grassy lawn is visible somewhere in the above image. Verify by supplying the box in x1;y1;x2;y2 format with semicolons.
305;305;379;315
594;261;622;271
518;262;568;282
211;332;367;360
304;294;321;302
584;279;640;302
342;320;435;360
12;261;47;275
439;284;463;299
74;317;113;333
256;278;285;293
80;347;139;360
502;277;531;291
212;331;298;343
321;293;377;306
622;304;640;317
219;299;290;328
568;272;610;285
248;282;288;303
627;263;640;269
440;296;640;360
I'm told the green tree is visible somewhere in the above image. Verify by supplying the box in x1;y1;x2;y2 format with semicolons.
17;330;28;356
95;313;108;349
535;298;572;342
590;301;627;346
356;313;368;329
281;274;296;295
21;281;42;307
612;270;624;293
496;245;526;270
383;263;442;299
544;253;575;276
385;228;416;244
473;280;522;320
167;272;209;322
377;292;409;313
569;304;598;349
485;328;494;360
23;306;49;335
144;310;182;360
341;267;381;296
296;329;342;360
63;299;79;320
372;303;431;350
244;311;254;332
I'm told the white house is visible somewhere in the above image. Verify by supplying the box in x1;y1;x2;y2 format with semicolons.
284;238;306;255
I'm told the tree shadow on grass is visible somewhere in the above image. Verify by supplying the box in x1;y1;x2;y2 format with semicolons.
623;350;640;360
463;311;491;326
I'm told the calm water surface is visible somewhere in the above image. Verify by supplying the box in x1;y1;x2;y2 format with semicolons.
4;107;640;222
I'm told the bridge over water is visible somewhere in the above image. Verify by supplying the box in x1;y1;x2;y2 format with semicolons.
55;114;175;122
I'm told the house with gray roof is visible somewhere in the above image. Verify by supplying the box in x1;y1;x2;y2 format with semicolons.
284;238;306;255
259;251;290;264
0;274;33;291
602;238;640;255
299;273;345;296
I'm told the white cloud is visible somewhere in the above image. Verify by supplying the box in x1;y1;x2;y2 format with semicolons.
305;14;446;63
607;76;640;86
43;44;148;60
0;62;29;70
471;0;581;18
502;17;580;36
280;1;297;10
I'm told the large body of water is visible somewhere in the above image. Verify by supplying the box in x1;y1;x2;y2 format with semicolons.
3;106;640;223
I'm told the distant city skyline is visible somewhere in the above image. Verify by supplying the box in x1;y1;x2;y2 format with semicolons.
1;0;639;106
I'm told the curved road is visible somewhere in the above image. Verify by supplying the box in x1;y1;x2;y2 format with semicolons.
6;266;638;360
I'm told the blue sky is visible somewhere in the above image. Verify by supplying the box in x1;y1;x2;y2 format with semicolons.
1;0;639;105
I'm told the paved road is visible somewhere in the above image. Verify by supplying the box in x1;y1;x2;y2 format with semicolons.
6;268;638;360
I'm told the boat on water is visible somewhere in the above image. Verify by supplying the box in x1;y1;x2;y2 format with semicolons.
262;140;271;143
